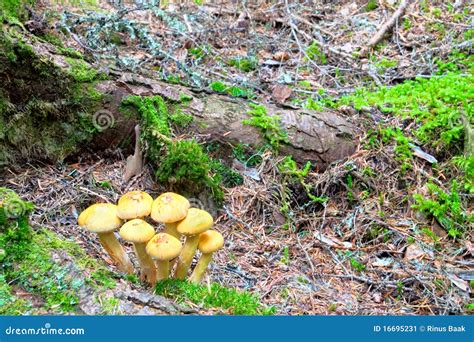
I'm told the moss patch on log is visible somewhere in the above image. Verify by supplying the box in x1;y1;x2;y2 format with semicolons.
0;26;104;168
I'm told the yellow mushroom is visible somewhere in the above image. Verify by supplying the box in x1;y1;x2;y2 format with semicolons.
119;219;156;285
78;203;133;274
146;233;182;282
174;208;213;279
189;230;224;284
150;192;190;239
116;190;153;220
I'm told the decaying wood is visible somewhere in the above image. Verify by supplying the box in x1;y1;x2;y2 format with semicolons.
1;31;359;170
95;72;359;170
360;0;411;57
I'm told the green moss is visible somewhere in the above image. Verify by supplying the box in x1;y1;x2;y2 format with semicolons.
41;33;64;48
170;107;193;127
0;0;35;21
365;0;378;11
58;47;83;59
305;41;327;64
0;187;34;263
157;140;224;203
65;57;100;82
209;81;254;99
0;28;104;166
210;160;243;188
121;95;225;203
413;181;473;238
228;56;257;72
0;188;120;314
0;274;32;314
243;103;289;151
338;65;473;153
155;279;275;315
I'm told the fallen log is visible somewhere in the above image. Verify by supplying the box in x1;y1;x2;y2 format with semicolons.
0;27;358;171
94;72;359;170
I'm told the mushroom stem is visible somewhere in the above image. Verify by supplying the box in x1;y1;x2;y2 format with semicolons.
174;235;199;279
98;232;134;274
155;260;170;281
163;222;180;239
189;253;213;284
133;243;157;285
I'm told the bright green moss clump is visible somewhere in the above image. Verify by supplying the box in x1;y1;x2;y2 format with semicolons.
121;95;227;203
155;279;275;315
0;0;35;21
338;71;473;153
0;188;119;314
0;187;34;263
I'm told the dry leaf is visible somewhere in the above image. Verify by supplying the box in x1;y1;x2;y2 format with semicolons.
272;84;292;104
273;51;290;62
448;274;470;292
404;243;432;261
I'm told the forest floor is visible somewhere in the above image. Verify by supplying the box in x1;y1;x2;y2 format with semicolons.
1;0;473;315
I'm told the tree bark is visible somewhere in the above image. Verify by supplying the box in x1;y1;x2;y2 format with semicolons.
95;72;359;170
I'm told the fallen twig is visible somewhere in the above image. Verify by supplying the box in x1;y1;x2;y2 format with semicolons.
359;0;411;57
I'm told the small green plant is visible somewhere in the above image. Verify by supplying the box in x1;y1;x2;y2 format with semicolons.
210;160;243;188
98;180;112;189
280;246;290;265
403;17;412;30
228;56;257;72
431;7;442;18
210;81;227;93
365;0;378;11
375;57;398;72
189;46;207;60
243;103;289;150
350;257;366;272
209;81;254;99
452;156;474;193
413;181;473;238
155;279;275;315
305;41;327;64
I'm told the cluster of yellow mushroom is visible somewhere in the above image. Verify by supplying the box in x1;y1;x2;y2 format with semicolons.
77;191;224;286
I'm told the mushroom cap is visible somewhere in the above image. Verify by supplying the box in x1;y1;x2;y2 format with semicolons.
150;192;190;223
117;191;153;220
146;233;182;261
176;208;213;236
198;230;224;254
77;203;122;233
119;219;155;243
